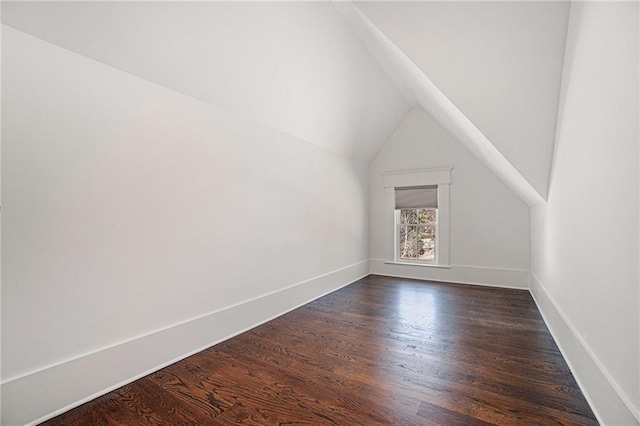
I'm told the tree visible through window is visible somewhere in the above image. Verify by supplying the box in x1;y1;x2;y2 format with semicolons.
398;208;437;261
385;169;450;266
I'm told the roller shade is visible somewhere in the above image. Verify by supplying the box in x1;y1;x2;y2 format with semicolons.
395;186;437;209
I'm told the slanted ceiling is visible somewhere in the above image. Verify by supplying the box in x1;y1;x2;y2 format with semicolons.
1;1;409;162
338;1;570;205
2;1;570;206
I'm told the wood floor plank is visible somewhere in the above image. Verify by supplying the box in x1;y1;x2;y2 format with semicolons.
416;400;496;426
41;275;598;425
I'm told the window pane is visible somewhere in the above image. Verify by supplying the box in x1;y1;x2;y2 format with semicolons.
417;225;436;261
418;208;437;224
400;209;418;224
399;225;418;259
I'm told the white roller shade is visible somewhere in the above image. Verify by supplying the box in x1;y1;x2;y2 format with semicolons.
395;186;438;209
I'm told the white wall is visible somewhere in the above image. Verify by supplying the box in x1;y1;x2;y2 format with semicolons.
335;1;544;208
2;1;409;162
370;108;530;288
1;26;370;425
530;2;639;424
0;4;3;422
355;1;569;200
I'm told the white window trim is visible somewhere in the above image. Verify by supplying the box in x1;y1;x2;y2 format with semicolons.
383;167;452;268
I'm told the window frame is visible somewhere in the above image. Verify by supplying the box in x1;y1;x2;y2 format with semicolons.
395;208;438;264
383;167;451;268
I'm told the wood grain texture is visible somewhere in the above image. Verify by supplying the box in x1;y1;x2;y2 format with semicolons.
41;275;597;425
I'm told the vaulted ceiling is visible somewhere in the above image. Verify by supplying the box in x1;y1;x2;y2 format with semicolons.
2;1;571;206
2;1;409;162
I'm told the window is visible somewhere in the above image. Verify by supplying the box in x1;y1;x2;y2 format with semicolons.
395;186;438;263
383;168;451;267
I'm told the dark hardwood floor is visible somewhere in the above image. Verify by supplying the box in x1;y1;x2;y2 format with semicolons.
42;275;597;425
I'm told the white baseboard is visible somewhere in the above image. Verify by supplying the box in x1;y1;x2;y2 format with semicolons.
1;260;369;426
369;258;529;290
530;272;640;426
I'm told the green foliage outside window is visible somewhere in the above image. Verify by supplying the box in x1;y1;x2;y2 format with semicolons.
399;208;437;261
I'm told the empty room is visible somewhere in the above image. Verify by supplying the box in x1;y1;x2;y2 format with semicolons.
1;1;639;425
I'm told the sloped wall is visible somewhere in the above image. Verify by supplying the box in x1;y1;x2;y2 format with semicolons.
355;1;569;200
530;2;639;424
370;108;530;288
2;1;409;162
1;26;369;425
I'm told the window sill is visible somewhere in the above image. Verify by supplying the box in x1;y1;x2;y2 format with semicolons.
384;261;451;269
